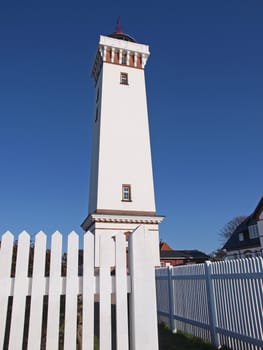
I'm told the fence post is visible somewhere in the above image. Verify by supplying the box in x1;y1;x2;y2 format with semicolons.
128;225;159;350
167;266;176;332
205;261;219;348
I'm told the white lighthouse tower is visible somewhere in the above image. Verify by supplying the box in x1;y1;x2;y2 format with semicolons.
81;22;163;261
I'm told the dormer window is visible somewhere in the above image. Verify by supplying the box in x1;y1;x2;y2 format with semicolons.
248;224;259;239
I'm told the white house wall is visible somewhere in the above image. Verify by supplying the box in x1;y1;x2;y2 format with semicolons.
259;211;263;250
93;224;160;267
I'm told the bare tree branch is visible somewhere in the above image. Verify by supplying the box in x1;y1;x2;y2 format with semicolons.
219;215;247;244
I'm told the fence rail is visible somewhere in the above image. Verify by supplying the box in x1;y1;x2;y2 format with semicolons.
156;258;263;350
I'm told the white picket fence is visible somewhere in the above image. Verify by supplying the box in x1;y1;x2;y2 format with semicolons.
0;225;159;350
156;258;263;350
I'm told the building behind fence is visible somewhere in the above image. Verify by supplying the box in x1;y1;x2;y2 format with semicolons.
0;225;159;350
156;257;263;350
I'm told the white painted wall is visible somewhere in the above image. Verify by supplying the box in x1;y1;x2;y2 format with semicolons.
88;72;102;213
88;36;156;215
93;226;160;267
97;64;155;211
86;35;163;269
93;222;160;267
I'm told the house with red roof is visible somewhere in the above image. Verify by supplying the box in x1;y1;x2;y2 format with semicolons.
159;241;210;267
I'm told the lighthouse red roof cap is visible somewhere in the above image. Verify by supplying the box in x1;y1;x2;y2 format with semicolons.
108;17;137;43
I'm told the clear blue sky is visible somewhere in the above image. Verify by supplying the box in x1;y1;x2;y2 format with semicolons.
1;1;262;254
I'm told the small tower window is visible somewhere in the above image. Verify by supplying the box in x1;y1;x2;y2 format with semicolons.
95;107;99;122
120;72;128;85
96;88;100;103
122;184;131;201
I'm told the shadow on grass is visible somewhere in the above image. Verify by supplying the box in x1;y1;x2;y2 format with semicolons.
158;323;231;350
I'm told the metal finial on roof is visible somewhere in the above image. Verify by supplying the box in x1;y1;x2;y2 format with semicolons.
108;17;136;42
116;16;122;33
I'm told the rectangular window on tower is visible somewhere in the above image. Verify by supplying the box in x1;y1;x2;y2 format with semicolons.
95;107;99;122
122;184;131;201
96;88;100;103
120;72;128;85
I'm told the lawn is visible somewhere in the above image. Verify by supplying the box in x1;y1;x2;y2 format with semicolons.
158;323;231;350
93;321;231;350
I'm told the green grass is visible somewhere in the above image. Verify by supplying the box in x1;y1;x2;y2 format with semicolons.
94;336;99;350
94;322;231;350
158;323;231;350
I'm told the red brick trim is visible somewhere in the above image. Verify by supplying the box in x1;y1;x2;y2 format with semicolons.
95;209;156;216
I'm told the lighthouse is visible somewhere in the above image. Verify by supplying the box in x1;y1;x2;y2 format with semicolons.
81;23;164;262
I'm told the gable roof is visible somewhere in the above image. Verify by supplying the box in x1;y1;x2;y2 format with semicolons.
160;249;210;260
160;241;173;251
251;196;263;220
223;196;263;251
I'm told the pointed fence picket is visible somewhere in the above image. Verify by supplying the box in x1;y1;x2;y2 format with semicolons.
46;231;63;350
129;225;159;350
64;232;79;350
9;231;31;350
0;225;159;349
27;232;47;350
115;233;129;350
99;234;114;350
82;232;94;349
0;232;14;350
